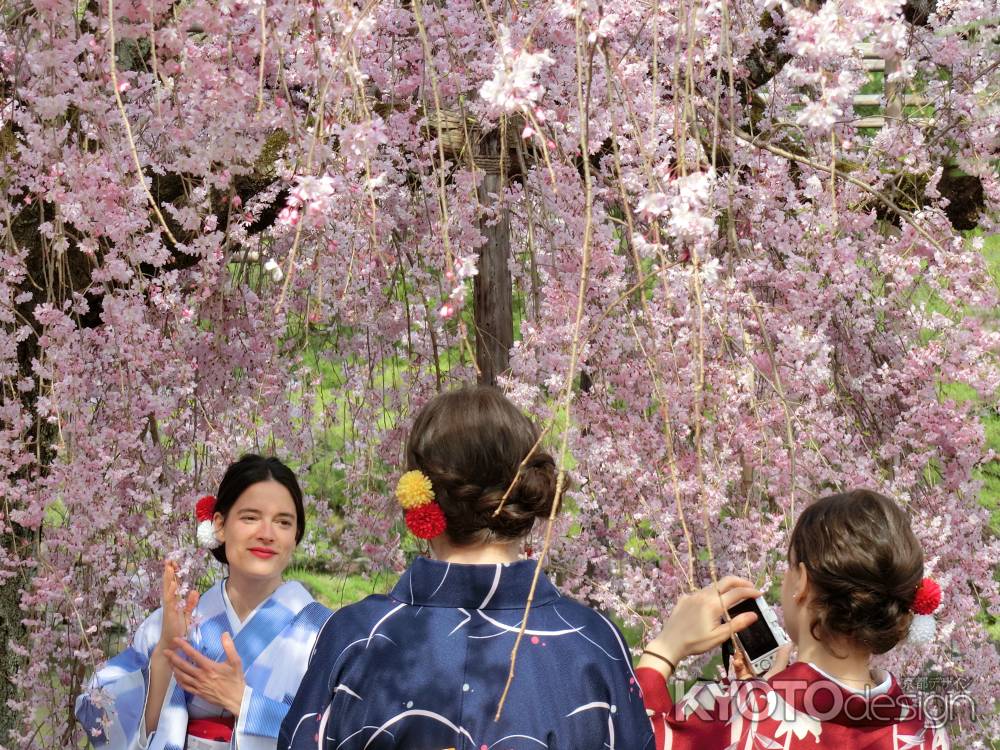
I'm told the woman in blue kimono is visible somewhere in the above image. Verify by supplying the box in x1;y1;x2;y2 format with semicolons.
77;455;332;750
280;386;654;750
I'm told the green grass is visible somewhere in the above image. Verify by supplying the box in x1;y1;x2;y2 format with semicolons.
968;231;1000;646
912;232;1000;537
980;415;1000;530
970;232;1000;535
982;230;1000;284
917;231;1000;646
286;568;392;609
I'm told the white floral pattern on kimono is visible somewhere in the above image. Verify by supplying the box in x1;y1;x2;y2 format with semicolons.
639;662;950;750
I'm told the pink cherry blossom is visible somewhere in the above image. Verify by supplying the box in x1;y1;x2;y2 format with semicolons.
479;26;555;114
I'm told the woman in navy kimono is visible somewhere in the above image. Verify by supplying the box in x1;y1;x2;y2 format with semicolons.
76;455;332;750
280;386;654;750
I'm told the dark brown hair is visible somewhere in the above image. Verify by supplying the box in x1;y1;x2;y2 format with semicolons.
405;386;559;546
788;489;923;654
211;454;306;564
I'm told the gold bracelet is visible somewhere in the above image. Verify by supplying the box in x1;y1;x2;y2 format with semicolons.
642;649;677;672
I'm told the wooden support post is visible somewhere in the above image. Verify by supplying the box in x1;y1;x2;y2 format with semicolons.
884;54;903;123
473;127;514;386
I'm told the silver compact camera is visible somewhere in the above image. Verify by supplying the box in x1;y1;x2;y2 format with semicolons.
727;595;790;676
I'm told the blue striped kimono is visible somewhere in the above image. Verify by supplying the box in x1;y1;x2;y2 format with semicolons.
280;558;654;750
76;579;331;750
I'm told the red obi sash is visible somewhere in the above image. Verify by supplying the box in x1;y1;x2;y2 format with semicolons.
186;716;235;750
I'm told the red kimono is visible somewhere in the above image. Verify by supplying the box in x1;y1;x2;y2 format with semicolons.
637;662;950;750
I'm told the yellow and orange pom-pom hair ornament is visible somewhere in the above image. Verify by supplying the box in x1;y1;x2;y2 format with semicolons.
395;470;447;539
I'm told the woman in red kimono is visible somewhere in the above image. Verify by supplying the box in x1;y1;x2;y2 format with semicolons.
636;489;950;750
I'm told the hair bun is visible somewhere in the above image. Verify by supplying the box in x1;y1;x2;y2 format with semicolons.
790;490;923;655
819;583;913;655
515;452;558;520
404;387;564;545
451;451;558;542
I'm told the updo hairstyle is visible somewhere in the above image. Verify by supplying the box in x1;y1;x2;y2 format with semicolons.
405;386;560;546
788;489;923;655
211;454;306;564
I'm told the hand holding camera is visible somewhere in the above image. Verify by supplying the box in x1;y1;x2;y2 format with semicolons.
639;576;763;678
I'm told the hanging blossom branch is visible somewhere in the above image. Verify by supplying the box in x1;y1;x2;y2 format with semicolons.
106;0;178;247
494;9;599;722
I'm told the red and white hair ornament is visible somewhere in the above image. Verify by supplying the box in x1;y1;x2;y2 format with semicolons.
195;495;221;549
907;577;942;645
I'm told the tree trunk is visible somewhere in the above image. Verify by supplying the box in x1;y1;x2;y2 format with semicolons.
0;548;27;745
474;128;514;386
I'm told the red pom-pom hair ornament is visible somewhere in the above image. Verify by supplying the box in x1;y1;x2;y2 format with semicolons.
195;495;216;522
911;578;941;615
404;503;447;540
195;495;221;549
907;577;942;645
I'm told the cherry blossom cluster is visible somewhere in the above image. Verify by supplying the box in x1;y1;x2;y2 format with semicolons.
479;26;556;116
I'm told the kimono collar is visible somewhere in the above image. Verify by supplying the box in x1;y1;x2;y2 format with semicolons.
773;661;917;727
390;557;562;610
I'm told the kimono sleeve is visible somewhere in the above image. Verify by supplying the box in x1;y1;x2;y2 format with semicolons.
598;620;655;750
75;608;164;750
636;667;735;750
277;623;336;750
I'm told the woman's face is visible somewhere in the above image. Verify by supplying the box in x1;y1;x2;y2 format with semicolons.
214;480;298;583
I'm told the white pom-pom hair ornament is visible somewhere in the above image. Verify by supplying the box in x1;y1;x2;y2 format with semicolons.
196;520;219;548
908;613;936;645
195;495;222;549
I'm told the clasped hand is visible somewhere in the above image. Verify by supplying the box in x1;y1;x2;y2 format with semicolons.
164;632;246;716
156;561;245;715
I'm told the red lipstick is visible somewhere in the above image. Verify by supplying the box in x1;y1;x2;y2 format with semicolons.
249;548;277;559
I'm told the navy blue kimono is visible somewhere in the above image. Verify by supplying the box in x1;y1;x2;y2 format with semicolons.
280;557;654;749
